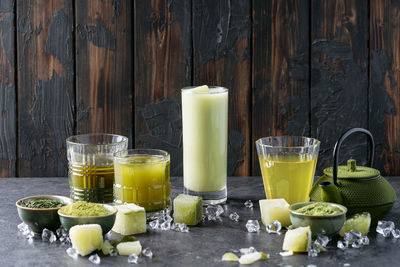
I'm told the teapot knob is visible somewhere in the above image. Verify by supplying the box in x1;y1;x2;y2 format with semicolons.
347;159;357;172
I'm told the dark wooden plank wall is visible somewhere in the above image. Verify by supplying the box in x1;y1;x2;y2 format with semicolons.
0;0;399;177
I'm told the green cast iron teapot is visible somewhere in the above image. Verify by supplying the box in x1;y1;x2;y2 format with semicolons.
309;128;397;225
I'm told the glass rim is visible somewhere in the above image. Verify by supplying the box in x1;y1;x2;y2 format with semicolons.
66;133;128;146
181;85;228;94
114;148;170;161
255;136;320;149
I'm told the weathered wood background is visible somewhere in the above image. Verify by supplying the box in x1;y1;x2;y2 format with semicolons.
0;0;399;177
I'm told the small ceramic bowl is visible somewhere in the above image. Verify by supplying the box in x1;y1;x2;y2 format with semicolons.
58;204;117;234
16;195;73;234
289;202;347;237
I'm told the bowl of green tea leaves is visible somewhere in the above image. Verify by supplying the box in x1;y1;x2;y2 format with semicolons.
16;195;73;233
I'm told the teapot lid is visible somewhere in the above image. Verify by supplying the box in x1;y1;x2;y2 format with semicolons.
324;159;380;179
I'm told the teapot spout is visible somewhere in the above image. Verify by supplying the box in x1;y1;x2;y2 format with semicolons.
319;181;343;204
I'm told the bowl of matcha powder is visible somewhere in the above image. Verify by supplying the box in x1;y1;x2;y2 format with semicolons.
289;202;347;237
58;201;117;234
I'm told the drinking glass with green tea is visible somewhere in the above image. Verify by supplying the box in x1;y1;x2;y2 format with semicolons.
256;136;320;204
113;149;171;212
67;134;128;203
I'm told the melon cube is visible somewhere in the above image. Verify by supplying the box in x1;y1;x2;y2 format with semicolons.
117;241;142;256
282;226;311;252
259;199;291;227
69;224;103;256
112;203;146;235
173;194;202;226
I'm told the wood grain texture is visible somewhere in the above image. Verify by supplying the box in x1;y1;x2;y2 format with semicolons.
252;0;310;175
370;0;400;175
75;0;133;145
17;0;74;176
134;0;192;176
193;0;251;176
311;0;368;174
0;0;16;177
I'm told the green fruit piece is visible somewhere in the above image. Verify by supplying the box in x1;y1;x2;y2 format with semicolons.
112;203;146;235
238;252;268;265
221;252;239;261
282;226;311;252
116;241;142;256
339;212;371;236
69;224;103;256
108;236;138;247
173;194;203;226
259;199;291;227
102;240;113;255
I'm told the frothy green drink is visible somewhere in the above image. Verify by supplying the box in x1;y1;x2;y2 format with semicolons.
181;85;228;204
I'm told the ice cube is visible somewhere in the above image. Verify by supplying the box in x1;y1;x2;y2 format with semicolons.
42;229;56;243
343;232;354;243
229;212;240;222
308;247;319;257
56;227;68;238
179;223;189;233
376;221;395;237
246;220;260;233
142;247;153;259
360;236;370;245
128;253;139;264
88;254;101;264
109;247;118;257
392;229;400;238
206;204;224;221
244;200;253;209
66;247;78;259
18;222;28;232
351;239;363;248
337;240;349;250
240;247;256;255
350;229;363;239
316;235;330;247
160;216;172;231
149;219;160;230
266;220;282;234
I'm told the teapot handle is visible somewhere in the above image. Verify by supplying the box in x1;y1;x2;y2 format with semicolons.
332;128;375;186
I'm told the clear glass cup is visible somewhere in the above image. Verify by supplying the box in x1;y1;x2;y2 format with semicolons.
113;149;171;212
66;134;128;203
256;136;320;204
181;86;228;204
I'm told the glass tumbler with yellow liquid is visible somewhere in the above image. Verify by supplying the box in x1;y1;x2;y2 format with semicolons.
113;149;171;212
256;136;320;204
66;134;128;203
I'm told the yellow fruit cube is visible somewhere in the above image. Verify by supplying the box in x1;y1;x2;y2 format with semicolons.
112;203;146;235
69;224;103;256
282;226;311;252
117;241;142;256
259;199;291;227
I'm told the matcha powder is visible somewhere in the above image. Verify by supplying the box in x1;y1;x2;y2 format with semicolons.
59;201;111;216
296;202;343;215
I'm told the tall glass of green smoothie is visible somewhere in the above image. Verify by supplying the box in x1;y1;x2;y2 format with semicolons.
181;85;228;204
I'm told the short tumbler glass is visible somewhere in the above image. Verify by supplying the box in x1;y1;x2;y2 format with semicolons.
113;149;171;212
67;134;128;203
256;136;320;204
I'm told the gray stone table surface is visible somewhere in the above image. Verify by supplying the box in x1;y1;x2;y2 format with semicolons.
1;176;400;267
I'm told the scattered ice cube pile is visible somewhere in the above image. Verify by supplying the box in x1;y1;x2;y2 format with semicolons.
244;200;253;209
229;212;240;222
337;229;369;250
88;253;101;264
246;220;260;233
205;204;224;221
376;220;399;238
266;220;282;234
308;235;329;257
17;222;34;240
149;208;189;233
